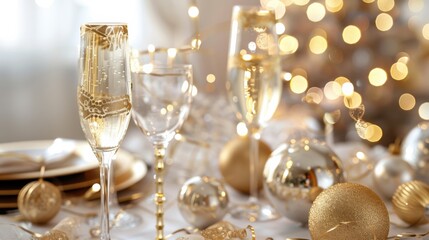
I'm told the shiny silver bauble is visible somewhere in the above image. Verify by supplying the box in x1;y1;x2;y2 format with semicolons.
177;176;229;229
373;154;414;199
263;138;344;224
401;122;429;183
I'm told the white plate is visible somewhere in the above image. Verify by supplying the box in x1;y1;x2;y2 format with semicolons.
0;140;98;180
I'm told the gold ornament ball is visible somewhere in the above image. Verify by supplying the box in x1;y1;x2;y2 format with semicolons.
219;136;272;194
178;176;229;229
309;183;389;240
18;180;62;224
392;180;429;226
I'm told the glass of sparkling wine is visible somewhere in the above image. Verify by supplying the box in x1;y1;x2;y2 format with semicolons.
78;23;131;240
130;52;193;240
226;6;282;221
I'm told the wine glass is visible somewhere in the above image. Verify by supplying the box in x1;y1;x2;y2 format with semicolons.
78;23;131;240
226;6;282;221
130;53;193;240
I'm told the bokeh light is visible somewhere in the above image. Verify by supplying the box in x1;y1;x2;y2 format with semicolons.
305;87;324;104
266;0;286;19
375;13;393;31
276;22;286;34
283;72;292;81
309;35;328;54
290;75;308;94
236;122;248;136
306;2;326;22
191;38;201;49
279;35;299;54
408;0;424;13
390;62;408;80
365;123;383;142
343;92;362;109
368;67;387;86
342;25;361;44
188;6;199;18
399;93;416;111
294;0;310;6
422;24;429;40
341;82;354;97
206;74;216;83
377;0;395;12
334;76;350;87
325;0;343;13
324;81;342;100
419;102;429;120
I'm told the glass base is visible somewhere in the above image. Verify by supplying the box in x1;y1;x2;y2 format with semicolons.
87;209;142;230
229;201;279;222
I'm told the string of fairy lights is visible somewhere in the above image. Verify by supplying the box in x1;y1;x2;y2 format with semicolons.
154;0;429;144
259;0;429;143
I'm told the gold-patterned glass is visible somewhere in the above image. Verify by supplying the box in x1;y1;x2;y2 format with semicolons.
226;6;282;221
78;23;131;240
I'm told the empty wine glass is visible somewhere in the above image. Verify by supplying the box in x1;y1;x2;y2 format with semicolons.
78;23;131;240
226;6;282;221
130;53;193;240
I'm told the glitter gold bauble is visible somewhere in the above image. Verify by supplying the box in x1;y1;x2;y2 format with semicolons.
401;122;429;183
17;180;62;224
178;176;229;229
309;183;389;240
392;180;429;226
219;136;271;194
263;138;344;224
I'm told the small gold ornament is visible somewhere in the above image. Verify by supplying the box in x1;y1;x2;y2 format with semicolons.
17;179;62;224
178;176;229;229
219;136;271;194
392;180;429;226
309;182;389;240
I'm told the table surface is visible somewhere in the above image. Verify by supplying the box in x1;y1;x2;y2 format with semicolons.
1;139;429;239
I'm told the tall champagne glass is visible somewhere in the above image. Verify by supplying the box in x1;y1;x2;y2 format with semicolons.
226;6;282;221
131;55;193;240
78;23;131;240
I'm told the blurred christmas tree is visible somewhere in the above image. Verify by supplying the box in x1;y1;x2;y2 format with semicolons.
262;0;429;145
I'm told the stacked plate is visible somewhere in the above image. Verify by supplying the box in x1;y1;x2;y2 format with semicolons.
0;140;147;209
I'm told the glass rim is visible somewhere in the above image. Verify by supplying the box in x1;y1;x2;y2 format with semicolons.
82;22;128;27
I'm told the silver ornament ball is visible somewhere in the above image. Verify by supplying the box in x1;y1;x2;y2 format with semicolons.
401;122;429;184
373;154;414;199
177;176;229;229
263;138;344;224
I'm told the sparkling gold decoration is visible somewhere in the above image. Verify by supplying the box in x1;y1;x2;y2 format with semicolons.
78;89;131;120
401;122;429;183
17;179;62;224
200;221;255;240
80;24;128;50
392;180;429;226
219;136;271;194
309;183;389;240
177;176;229;229
263;138;344;224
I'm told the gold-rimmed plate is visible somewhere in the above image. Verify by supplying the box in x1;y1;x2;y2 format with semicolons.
0;153;147;208
0;140;99;180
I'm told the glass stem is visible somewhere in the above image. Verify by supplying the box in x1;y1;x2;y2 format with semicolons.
97;149;116;240
249;127;261;204
153;143;167;240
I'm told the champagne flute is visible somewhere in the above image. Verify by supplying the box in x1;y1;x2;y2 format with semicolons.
226;6;282;221
78;23;131;240
130;54;193;240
